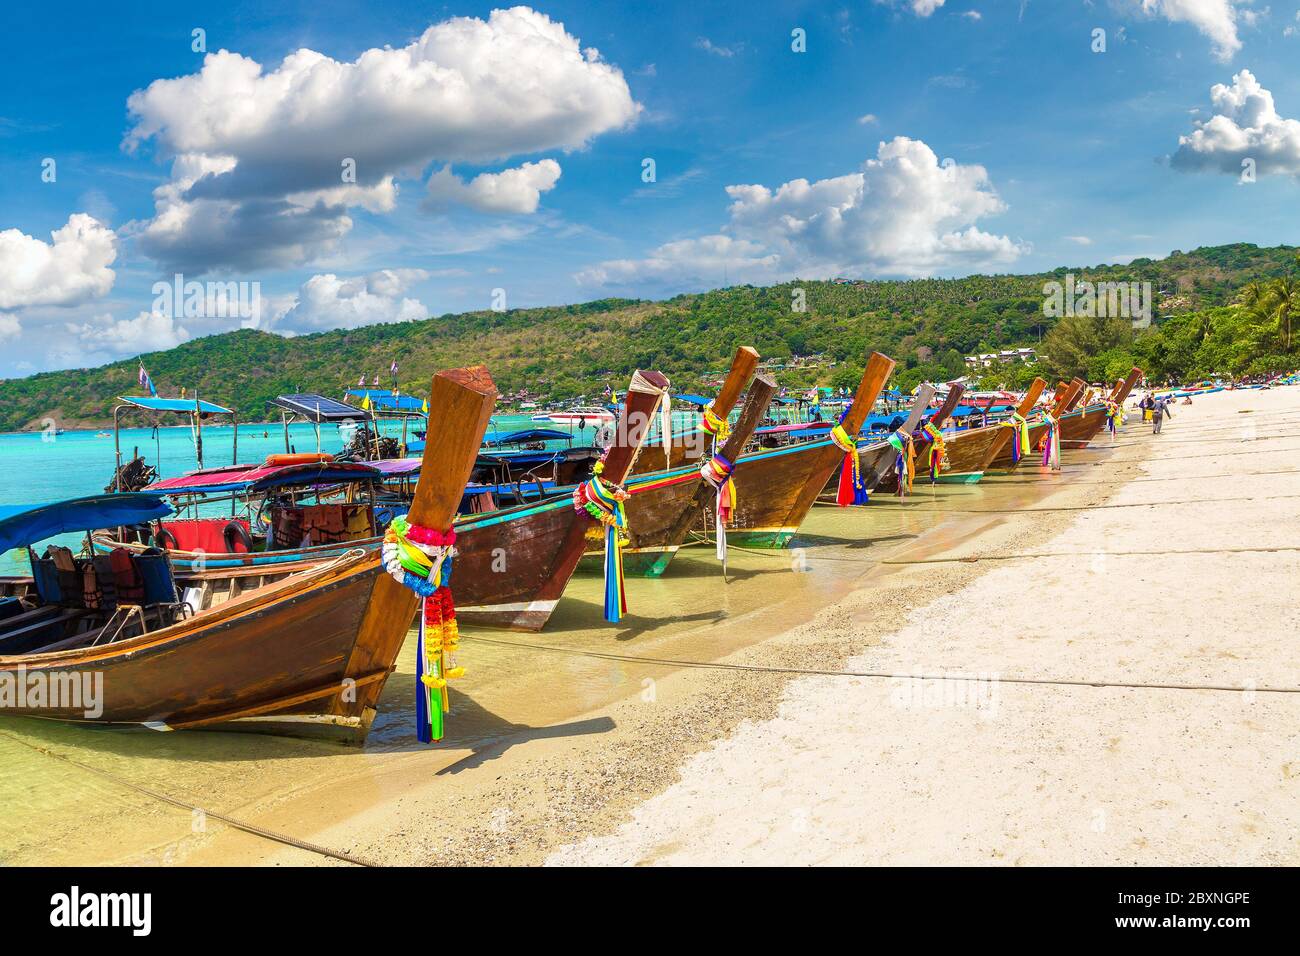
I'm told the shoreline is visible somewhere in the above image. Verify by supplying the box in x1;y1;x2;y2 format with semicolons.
191;415;1157;866
5;388;1296;866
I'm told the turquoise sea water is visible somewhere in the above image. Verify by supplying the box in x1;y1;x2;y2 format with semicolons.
0;414;551;575
0;405;735;574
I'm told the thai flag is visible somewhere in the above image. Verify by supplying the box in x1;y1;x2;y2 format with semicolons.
389;360;398;375
357;374;365;387
138;363;157;397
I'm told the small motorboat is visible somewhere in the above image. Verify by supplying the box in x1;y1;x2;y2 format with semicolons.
531;406;615;427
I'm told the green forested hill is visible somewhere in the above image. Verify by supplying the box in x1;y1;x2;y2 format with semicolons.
2;242;1296;431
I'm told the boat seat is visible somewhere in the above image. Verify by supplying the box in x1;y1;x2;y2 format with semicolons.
0;595;27;622
0;607;90;655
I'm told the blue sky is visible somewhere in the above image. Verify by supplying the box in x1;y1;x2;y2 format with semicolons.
2;0;1299;378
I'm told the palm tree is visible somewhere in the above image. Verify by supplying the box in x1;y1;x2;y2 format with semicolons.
1268;276;1299;352
1237;281;1267;310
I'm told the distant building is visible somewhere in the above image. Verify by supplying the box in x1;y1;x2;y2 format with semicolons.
964;347;1036;369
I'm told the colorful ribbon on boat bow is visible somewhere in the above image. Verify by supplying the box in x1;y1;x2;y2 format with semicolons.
1104;400;1123;436
1000;412;1030;463
574;461;630;622
921;422;947;482
382;515;460;743
887;429;916;497
830;424;868;506
700;453;737;566
1040;412;1061;470
699;405;731;444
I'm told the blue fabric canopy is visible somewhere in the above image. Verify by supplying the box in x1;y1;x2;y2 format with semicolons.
117;396;234;415
344;389;426;412
672;393;714;407
484;428;574;446
0;493;172;554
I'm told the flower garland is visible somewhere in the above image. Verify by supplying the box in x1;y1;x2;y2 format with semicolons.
886;429;916;497
1104;400;1123;438
921;422;947;482
1040;412;1061;470
830;423;868;506
1000;412;1030;463
574;460;631;622
382;515;460;743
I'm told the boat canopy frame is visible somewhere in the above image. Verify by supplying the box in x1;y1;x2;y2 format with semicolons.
112;395;239;490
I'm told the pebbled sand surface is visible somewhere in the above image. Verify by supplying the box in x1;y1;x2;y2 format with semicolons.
548;387;1300;866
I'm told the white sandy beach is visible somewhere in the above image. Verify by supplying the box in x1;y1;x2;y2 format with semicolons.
548;387;1300;865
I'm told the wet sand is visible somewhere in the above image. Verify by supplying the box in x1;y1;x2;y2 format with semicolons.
3;388;1295;866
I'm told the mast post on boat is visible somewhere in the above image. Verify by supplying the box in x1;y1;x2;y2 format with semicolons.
329;366;499;724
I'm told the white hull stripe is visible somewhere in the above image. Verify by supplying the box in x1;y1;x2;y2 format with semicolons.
457;599;559;614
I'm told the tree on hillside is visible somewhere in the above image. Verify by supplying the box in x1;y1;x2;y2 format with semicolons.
1038;312;1133;380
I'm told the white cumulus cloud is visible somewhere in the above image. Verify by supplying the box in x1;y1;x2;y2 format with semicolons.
123;7;638;273
1135;0;1245;61
1171;69;1300;176
0;214;117;310
578;136;1023;291
69;310;191;357
0;315;19;341
424;159;562;214
270;269;430;333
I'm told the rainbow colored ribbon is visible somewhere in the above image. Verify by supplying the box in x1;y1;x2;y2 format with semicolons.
699;406;731;444
887;430;916;497
830;424;868;506
1000;412;1030;463
921;422;946;481
700;453;737;566
574;462;630;622
1040;412;1061;470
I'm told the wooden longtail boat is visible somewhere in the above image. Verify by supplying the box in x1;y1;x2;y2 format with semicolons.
438;368;671;630
612;370;777;576
831;384;937;496
0;367;498;741
582;348;767;576
1059;367;1142;448
986;377;1084;470
695;352;896;547
967;377;1048;472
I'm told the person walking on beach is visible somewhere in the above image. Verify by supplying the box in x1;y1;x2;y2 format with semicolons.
1152;395;1171;434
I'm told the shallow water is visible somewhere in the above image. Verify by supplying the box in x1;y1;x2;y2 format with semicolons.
0;448;1105;865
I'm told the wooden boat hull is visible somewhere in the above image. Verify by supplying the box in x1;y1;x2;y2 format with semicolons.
1060;403;1109;448
987;405;1102;470
691;438;842;547
450;494;587;630
579;467;700;576
0;556;385;737
1;365;502;743
873;424;1002;492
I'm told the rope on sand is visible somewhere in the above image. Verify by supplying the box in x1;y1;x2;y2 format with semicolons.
0;730;375;867
462;635;1300;697
882;544;1300;565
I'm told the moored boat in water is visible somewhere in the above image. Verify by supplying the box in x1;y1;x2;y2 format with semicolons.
0;366;498;742
693;352;896;547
